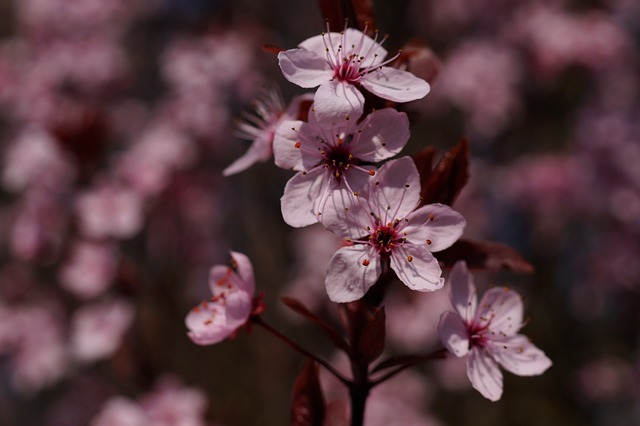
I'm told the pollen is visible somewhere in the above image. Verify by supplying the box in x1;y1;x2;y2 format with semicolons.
407;255;413;262
426;239;432;245
362;259;370;266
204;319;213;326
369;169;375;176
429;213;435;221
294;141;301;148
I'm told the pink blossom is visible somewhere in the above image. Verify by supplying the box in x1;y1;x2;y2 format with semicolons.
75;183;144;239
438;261;552;401
223;88;312;176
322;157;466;302
139;376;209;426
90;397;147;426
69;298;135;362
278;27;430;123
185;251;256;345
274;107;410;228
58;240;119;300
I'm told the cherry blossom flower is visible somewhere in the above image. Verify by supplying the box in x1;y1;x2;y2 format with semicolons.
278;27;430;123
438;261;552;401
322;156;466;302
223;88;312;176
185;251;256;345
58;240;119;300
274;107;410;228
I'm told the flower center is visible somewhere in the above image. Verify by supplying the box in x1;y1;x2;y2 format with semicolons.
370;222;404;255
321;135;354;180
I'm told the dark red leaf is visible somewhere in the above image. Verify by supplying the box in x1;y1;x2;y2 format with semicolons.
416;137;470;207
352;0;375;32
435;239;535;273
357;307;385;363
281;297;350;352
318;0;375;32
290;360;325;426
393;39;441;84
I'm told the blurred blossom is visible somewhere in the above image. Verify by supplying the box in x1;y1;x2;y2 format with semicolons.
2;303;68;393
70;298;135;362
434;40;522;138
10;189;68;262
116;123;195;196
76;183;144;240
2;127;76;193
58;240;119;300
574;356;636;402
91;376;209;426
508;4;631;78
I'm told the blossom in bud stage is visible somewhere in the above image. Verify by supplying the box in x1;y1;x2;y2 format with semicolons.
223;88;312;176
438;261;552;401
275;107;410;228
321;156;466;302
278;26;430;124
185;251;256;345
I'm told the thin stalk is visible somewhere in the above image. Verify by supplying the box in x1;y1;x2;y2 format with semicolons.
252;316;350;386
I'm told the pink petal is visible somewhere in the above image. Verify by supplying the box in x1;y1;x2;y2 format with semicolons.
405;203;466;252
438;311;470;357
390;243;444;291
224;290;252;326
299;29;387;69
476;286;524;336
488;334;552;377
467;347;503;401
368;157;421;220
273;120;306;171
223;134;272;176
313;80;364;124
280;168;328;227
361;66;430;102
185;303;231;346
278;49;332;88
350;109;410;162
325;246;381;303
230;251;255;294
447;261;477;324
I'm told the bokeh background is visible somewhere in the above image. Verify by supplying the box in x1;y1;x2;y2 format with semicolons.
0;0;639;425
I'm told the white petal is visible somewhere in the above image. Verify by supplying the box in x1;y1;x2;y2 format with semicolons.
404;203;466;252
325;246;381;303
350;109;410;162
447;261;477;324
390;243;444;292
273;120;306;171
224;290;253;326
467;347;503;401
230;251;255;294
477;286;524;336
438;311;470;357
488;334;552;377
278;49;333;88
280;168;328;227
299;29;387;68
185;303;231;346
361;66;430;102
366;157;421;221
313;80;364;124
223;134;272;176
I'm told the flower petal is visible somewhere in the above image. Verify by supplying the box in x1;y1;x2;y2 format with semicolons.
390;243;444;292
280;167;328;227
476;286;524;336
361;66;430;102
488;334;552;377
273;120;307;171
446;261;477;324
367;157;421;221
404;203;466;252
185;302;231;345
325;246;381;303
350;109;410;162
313;80;364;124
467;347;503;401
224;290;252;325
229;251;255;294
299;29;387;68
278;49;332;88
223;134;272;176
438;310;470;357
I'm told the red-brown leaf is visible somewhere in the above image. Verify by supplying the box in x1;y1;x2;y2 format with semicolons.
435;239;535;273
417;137;470;207
393;39;441;84
357;306;385;362
290;360;325;426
